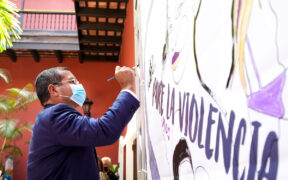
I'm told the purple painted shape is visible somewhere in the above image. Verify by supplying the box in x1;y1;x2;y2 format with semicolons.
247;38;262;88
172;52;180;64
147;132;161;180
248;72;286;118
145;107;161;179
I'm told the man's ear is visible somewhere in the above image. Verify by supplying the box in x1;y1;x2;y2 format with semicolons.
47;84;59;97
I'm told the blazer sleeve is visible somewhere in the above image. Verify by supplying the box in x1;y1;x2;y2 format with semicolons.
50;91;140;147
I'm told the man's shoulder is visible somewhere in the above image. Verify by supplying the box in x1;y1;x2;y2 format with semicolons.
36;103;82;128
39;103;80;118
44;103;75;112
53;103;74;110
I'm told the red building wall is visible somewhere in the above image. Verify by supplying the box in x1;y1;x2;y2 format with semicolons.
118;0;135;138
119;0;135;68
94;0;135;167
0;58;121;179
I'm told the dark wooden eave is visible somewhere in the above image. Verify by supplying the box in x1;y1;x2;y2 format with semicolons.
0;49;79;62
77;8;126;18
55;50;63;63
74;0;128;62
5;49;17;62
0;30;80;63
78;22;124;31
30;50;40;62
0;10;80;62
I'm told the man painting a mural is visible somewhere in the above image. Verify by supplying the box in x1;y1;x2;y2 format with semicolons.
136;0;288;179
27;66;139;179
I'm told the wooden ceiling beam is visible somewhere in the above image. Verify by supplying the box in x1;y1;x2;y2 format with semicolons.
82;55;118;62
30;50;40;62
5;49;17;62
80;45;120;52
79;52;84;63
77;8;126;18
78;22;123;31
55;50;63;63
80;36;122;43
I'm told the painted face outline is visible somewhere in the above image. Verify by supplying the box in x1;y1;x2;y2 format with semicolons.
170;0;195;84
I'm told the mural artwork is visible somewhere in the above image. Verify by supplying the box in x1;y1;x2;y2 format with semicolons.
136;0;288;179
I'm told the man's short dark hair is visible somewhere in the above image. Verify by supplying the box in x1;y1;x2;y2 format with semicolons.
35;67;69;106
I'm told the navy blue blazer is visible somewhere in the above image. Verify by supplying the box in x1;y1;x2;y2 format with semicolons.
27;91;140;180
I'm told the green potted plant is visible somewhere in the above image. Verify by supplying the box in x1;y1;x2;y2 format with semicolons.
1;0;32;178
109;163;120;179
0;69;37;177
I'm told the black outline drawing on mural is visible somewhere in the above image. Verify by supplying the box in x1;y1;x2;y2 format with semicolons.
192;0;212;95
192;0;228;116
167;0;228;116
194;166;210;180
229;1;284;177
142;0;285;179
226;0;236;89
267;0;287;122
170;2;190;85
247;0;286;120
173;138;194;180
243;3;287;165
148;55;155;89
173;138;211;180
231;0;287;120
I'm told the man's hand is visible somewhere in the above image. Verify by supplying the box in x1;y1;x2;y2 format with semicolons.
115;66;136;91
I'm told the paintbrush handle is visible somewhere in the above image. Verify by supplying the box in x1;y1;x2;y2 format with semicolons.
107;65;139;82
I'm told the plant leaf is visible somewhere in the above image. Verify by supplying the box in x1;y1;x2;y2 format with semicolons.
7;88;21;97
4;83;37;113
0;69;10;84
0;0;22;52
0;119;16;140
18;124;33;133
3;145;23;157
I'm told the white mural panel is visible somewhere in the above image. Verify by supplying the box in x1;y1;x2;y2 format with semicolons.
136;0;288;179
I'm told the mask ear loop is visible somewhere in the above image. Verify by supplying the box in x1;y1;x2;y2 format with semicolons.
58;95;70;98
56;83;72;98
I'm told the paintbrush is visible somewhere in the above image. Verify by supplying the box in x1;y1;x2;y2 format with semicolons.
107;64;139;82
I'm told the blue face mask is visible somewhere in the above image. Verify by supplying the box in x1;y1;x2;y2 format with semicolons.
60;84;86;107
70;84;86;106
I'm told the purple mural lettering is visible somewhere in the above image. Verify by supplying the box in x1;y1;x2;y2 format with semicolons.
150;79;279;179
205;103;217;159
179;91;187;133
162;117;171;140
152;79;156;106
258;132;278;179
247;121;261;180
233;119;247;180
188;94;199;143
184;92;190;137
166;84;175;124
215;111;235;173
152;78;165;116
198;97;205;149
